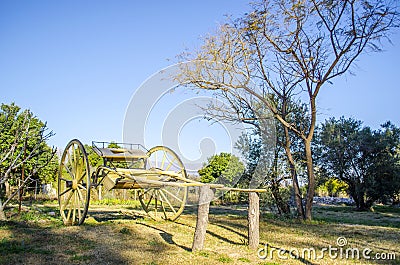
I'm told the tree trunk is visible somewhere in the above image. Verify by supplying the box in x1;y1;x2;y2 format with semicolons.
0;198;6;221
271;149;290;215
283;126;305;219
98;186;102;201
5;182;10;197
248;192;260;249
392;193;400;206
349;181;371;211
304;139;315;220
192;185;214;252
270;181;290;215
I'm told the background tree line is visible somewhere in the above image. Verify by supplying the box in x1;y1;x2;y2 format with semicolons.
199;115;400;214
316;117;400;210
0;103;57;220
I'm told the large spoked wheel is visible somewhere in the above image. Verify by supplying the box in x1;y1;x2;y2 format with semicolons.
139;146;188;221
58;139;91;225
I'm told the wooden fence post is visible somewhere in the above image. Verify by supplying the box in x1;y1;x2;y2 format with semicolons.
192;185;214;252
248;192;260;249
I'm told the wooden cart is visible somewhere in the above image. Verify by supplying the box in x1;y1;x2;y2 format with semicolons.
58;139;265;225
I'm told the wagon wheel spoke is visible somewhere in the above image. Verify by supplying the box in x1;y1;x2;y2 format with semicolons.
139;146;187;221
76;186;84;202
70;145;76;175
76;190;82;221
65;191;74;222
165;157;177;171
77;171;87;183
59;177;70;182
66;206;72;223
63;163;75;179
145;190;155;210
154;190;158;218
59;187;72;197
61;189;74;211
77;184;87;191
72;192;77;223
161;151;167;169
58;139;91;226
158;190;177;215
160;200;168;219
141;188;153;197
162;188;183;203
77;198;82;221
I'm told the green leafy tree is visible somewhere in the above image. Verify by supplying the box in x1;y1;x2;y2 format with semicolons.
317;117;400;210
34;144;59;184
236;128;292;214
84;144;103;168
317;178;348;197
0;103;56;220
198;152;245;185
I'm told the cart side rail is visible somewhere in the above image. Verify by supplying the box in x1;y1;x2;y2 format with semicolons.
92;141;149;160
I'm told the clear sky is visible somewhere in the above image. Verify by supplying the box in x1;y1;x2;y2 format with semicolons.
1;1;399;162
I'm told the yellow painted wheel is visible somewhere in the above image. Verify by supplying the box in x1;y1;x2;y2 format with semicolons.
58;139;91;225
139;146;187;221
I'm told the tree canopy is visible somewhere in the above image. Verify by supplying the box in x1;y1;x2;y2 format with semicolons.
198;152;245;186
0;103;56;220
176;0;399;219
316;117;400;210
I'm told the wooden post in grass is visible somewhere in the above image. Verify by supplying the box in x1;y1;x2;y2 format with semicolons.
248;192;260;249
192;185;214;252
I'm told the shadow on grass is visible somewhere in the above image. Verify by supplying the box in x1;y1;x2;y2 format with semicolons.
174;220;245;246
183;205;248;217
175;216;317;265
88;208;145;223
0;220;128;265
137;222;191;252
213;222;247;238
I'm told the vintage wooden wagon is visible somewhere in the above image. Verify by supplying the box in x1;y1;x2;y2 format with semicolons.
58;139;265;225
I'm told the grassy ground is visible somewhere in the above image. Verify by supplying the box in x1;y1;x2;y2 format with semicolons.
0;201;399;265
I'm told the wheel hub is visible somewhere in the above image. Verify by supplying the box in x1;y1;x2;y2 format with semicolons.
72;179;78;190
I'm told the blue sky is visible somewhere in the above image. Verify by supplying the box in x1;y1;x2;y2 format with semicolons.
1;1;399;162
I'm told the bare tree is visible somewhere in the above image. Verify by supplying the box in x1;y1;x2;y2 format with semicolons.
0;104;56;220
176;0;399;220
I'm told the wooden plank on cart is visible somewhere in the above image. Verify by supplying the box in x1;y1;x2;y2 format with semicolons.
94;148;148;160
102;173;120;191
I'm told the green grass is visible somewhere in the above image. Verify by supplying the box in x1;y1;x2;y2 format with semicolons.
147;239;160;246
70;254;91;262
237;257;250;262
217;255;233;263
119;227;131;235
0;238;28;254
91;198;142;207
197;251;210;257
313;204;400;228
31;248;53;255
